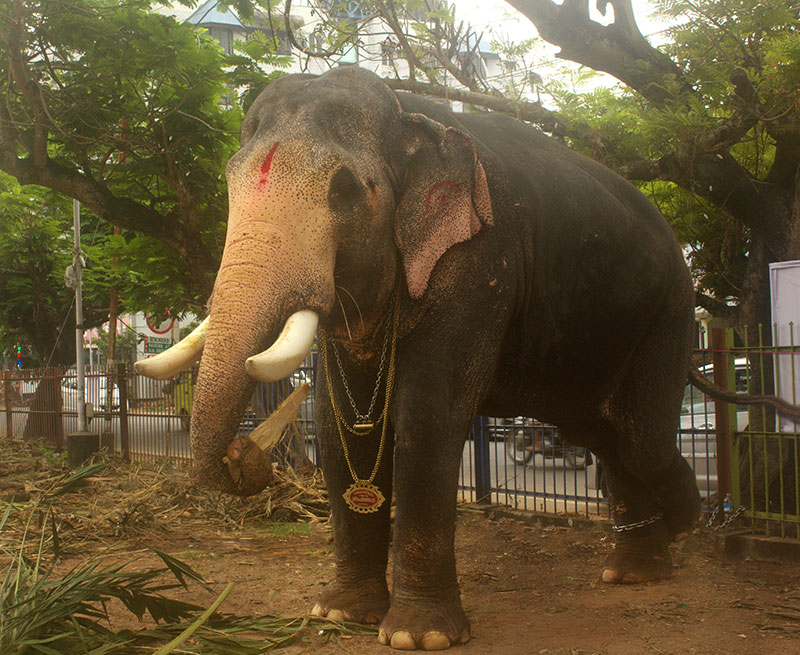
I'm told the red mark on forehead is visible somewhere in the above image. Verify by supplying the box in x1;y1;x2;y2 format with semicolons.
258;142;280;188
424;180;460;216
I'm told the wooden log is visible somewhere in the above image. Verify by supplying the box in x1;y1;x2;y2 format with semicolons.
249;383;310;453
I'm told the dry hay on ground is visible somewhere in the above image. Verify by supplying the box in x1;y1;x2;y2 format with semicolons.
0;440;329;561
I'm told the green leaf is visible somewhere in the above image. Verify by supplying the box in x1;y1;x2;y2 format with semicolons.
151;547;216;593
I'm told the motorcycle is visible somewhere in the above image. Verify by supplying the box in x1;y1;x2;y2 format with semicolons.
501;418;591;470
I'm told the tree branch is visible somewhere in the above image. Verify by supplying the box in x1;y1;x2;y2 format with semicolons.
506;0;692;105
695;291;736;323
283;0;344;59
384;77;601;143
6;6;50;168
376;0;426;81
0;134;216;294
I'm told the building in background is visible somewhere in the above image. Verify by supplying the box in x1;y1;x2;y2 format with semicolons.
163;0;510;104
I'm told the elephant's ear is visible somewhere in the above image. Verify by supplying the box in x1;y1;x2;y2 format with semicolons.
394;113;493;299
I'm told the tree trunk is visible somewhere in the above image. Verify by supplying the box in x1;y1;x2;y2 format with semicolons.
23;368;64;449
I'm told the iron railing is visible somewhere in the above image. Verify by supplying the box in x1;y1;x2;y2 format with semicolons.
5;328;797;537
727;325;800;539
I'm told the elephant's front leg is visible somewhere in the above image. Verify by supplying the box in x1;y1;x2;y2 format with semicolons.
378;391;472;651
311;379;393;624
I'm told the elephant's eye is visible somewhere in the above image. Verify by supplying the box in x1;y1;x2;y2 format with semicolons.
328;166;365;213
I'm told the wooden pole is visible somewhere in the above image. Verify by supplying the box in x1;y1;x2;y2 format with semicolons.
118;362;130;461
3;370;12;439
711;327;733;506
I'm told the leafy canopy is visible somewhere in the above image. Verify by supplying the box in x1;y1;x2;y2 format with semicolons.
0;0;290;361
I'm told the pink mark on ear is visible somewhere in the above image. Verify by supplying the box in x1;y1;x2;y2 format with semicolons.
257;142;280;188
424;180;460;217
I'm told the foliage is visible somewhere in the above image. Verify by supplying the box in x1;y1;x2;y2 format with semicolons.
528;0;800;320
0;173;114;364
0;0;282;316
0;0;297;360
94;324;142;365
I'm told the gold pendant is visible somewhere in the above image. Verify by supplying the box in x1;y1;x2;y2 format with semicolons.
343;481;386;514
353;422;374;432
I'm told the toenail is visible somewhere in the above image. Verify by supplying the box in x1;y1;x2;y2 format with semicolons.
378;629;389;645
420;631;450;650
390;630;417;650
311;603;324;616
602;568;620;583
326;609;345;621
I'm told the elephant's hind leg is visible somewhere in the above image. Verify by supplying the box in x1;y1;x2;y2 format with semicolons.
598;445;699;584
590;435;677;584
587;306;700;583
566;423;675;584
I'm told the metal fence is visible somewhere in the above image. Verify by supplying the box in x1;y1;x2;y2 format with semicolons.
4;328;798;537
458;418;609;517
0;360;318;468
724;325;800;539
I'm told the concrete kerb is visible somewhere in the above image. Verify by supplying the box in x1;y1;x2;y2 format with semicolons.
464;505;800;564
460;503;612;531
715;530;800;564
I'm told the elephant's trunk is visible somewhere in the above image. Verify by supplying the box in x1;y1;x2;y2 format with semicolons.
190;312;269;496
189;214;333;496
140;139;338;495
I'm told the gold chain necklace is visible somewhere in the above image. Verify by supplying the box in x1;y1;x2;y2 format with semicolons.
328;310;392;436
320;291;399;513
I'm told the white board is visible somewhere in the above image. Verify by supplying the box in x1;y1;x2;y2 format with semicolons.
769;261;800;431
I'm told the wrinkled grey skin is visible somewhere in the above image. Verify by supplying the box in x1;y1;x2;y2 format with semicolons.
190;67;700;650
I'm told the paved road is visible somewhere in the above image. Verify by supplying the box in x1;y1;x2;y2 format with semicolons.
457;440;607;515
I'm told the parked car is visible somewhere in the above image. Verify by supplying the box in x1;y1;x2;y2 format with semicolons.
588;359;751;499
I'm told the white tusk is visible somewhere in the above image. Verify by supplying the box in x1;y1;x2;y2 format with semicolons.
245;310;318;382
133;317;208;380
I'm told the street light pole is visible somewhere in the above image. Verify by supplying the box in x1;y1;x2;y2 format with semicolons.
73;199;87;433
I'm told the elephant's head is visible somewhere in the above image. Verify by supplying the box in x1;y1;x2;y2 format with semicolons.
135;67;492;495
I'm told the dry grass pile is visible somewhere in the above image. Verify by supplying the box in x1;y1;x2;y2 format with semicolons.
0;440;329;560
0;440;367;654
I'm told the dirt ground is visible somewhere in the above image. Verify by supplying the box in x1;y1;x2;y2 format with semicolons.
61;508;799;655
4;444;798;655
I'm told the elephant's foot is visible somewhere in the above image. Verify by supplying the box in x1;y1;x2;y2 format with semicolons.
377;598;470;650
660;487;702;540
312;578;390;624
601;519;672;584
651;455;702;539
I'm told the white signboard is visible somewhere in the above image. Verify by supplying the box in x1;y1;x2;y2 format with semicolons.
769;261;800;431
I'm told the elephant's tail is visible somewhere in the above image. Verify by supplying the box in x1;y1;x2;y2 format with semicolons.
688;367;800;419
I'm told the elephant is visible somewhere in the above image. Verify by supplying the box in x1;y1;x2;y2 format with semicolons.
136;66;702;650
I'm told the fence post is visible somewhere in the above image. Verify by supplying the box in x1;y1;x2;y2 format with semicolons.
3;370;11;439
711;327;734;507
473;416;492;503
726;328;744;513
117;362;130;461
